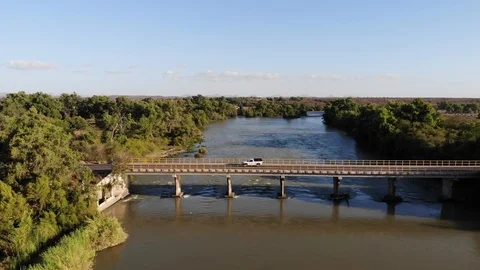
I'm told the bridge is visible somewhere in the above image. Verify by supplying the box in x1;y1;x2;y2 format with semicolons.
87;158;480;202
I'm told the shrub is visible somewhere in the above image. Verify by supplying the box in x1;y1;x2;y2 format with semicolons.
198;147;208;155
27;215;127;270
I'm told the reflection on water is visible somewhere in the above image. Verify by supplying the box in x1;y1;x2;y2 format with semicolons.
94;117;480;269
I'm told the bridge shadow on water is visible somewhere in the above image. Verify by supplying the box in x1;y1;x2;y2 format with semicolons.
130;183;342;200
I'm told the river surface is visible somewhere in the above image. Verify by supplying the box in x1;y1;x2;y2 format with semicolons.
94;117;480;269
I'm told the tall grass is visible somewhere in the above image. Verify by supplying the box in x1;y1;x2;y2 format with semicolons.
27;215;127;270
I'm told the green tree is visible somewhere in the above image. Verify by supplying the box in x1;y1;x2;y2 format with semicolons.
0;182;33;258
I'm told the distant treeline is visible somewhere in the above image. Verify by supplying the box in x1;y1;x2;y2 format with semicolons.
230;97;324;118
437;100;480;114
323;98;480;159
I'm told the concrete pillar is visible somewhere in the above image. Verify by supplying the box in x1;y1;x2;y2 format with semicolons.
172;174;184;198
225;175;235;198
277;175;287;199
388;177;397;197
332;177;342;197
383;177;402;203
441;178;453;201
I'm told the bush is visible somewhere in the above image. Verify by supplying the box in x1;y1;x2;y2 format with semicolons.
198;147;208;155
85;215;128;251
28;229;94;270
27;215;127;270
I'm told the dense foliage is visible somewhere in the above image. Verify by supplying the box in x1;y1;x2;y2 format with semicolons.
0;93;241;161
231;97;324;118
437;100;480;114
323;98;480;159
0;109;99;268
0;93;326;161
0;92;325;268
0;92;238;268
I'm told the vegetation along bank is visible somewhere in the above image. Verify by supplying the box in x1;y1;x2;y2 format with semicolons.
323;98;480;160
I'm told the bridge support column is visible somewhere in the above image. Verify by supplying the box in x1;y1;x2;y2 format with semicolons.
225;175;235;198
330;177;342;199
172;174;183;198
277;175;287;199
383;178;403;203
441;178;453;201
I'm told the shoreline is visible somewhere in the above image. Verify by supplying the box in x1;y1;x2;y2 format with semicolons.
145;148;187;158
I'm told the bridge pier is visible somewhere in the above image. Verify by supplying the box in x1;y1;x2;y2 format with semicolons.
441;178;454;201
330;176;342;199
277;175;287;199
383;177;403;203
225;175;235;198
172;174;184;198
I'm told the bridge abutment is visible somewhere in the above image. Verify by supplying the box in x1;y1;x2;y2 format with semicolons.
383;177;403;203
172;174;184;198
225;175;235;198
277;175;287;199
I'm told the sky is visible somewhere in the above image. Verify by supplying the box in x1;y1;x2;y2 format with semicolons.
1;0;479;97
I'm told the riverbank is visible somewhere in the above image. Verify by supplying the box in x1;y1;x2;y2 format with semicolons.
26;215;127;270
323;98;480;160
145;148;187;158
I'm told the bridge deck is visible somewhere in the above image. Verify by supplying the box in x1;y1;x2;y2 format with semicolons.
86;159;480;178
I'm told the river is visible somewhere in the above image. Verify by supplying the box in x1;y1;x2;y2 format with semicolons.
94;117;480;269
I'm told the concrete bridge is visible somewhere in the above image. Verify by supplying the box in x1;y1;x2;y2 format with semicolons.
87;158;480;203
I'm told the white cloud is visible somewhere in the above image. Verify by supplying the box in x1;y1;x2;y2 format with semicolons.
7;60;57;70
163;70;181;80
193;70;282;81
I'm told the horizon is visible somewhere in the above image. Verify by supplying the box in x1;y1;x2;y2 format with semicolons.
4;91;480;101
1;1;479;97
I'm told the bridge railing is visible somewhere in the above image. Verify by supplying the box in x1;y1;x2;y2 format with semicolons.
128;158;480;167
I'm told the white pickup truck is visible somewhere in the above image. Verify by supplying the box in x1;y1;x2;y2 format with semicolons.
242;158;263;166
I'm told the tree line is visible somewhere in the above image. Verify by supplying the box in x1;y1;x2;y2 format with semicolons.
323;98;480;159
437;100;480;115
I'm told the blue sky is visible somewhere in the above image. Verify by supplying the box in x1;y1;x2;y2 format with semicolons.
1;0;479;97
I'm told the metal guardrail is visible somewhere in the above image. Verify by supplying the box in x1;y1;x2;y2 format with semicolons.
128;158;480;167
124;159;480;176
